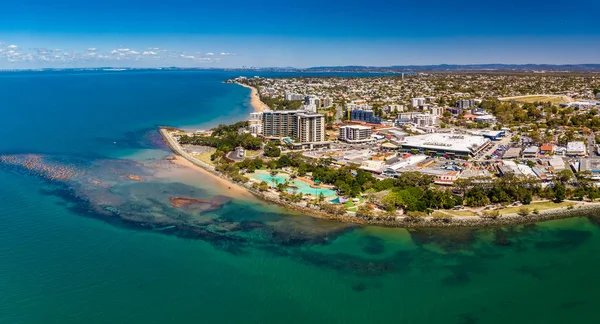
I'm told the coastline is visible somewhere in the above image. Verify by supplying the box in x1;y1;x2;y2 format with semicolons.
159;127;600;228
235;82;270;112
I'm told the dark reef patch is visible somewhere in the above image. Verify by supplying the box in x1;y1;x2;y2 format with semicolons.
457;312;479;324
535;229;592;250
351;282;367;292
408;227;478;253
361;235;385;255
560;300;585;309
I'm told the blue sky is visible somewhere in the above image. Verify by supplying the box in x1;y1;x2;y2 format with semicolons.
0;0;599;68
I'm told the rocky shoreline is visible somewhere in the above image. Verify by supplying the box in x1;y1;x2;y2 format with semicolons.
159;127;600;228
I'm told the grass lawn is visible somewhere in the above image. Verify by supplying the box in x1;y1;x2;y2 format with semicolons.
445;210;479;217
245;150;262;157
499;95;571;105
193;149;216;166
343;197;364;211
498;201;574;215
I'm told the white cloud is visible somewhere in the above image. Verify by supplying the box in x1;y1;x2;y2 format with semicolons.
0;43;233;66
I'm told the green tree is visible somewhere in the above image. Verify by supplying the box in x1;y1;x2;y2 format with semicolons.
263;142;281;157
554;182;566;203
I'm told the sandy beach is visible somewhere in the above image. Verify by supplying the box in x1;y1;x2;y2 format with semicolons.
236;82;270;112
170;155;255;199
158;128;255;200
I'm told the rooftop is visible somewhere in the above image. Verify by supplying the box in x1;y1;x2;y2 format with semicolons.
402;133;490;154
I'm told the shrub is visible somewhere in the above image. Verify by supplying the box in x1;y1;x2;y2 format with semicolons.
481;210;501;219
518;207;530;217
404;211;426;223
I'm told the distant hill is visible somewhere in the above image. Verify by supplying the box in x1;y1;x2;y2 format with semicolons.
304;64;600;72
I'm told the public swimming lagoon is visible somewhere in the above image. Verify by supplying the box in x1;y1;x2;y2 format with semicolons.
250;171;338;197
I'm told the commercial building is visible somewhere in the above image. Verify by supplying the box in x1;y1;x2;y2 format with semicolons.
338;125;372;143
350;109;382;124
383;154;429;174
548;156;566;171
567;141;587;156
474;114;497;124
522;146;539;158
502;147;522;159
400;133;491;157
261;110;326;145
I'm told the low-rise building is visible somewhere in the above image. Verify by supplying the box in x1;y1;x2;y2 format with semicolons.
548;156;566;171
503;147;522;159
419;169;461;185
567;141;587;156
522;146;539;158
540;143;554;155
359;160;386;173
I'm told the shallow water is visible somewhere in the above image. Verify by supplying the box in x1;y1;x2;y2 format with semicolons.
1;71;599;323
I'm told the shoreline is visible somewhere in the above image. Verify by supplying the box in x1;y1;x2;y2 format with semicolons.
159;127;600;228
235;82;270;112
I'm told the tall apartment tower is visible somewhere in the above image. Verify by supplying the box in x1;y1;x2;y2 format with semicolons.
261;110;325;143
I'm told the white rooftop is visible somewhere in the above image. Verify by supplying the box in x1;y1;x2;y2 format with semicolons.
402;133;490;154
567;141;586;153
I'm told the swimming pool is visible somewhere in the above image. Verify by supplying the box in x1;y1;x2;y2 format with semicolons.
250;172;337;197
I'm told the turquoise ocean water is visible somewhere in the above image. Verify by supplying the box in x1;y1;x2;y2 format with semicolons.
1;71;600;324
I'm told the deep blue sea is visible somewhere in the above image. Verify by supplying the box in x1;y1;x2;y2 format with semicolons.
1;70;600;324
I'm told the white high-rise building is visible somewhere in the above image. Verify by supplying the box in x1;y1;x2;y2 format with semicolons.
248;112;263;135
285;93;305;101
429;106;445;116
322;97;334;108
338;125;372;143
412;113;437;127
411;97;426;108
